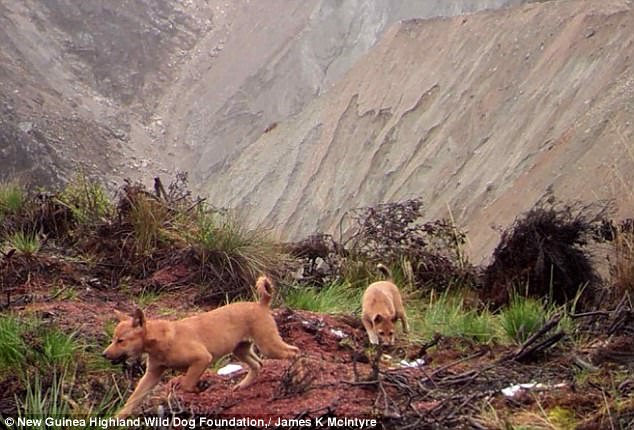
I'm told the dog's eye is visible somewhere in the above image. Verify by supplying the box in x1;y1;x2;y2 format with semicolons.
116;338;124;344
378;331;384;335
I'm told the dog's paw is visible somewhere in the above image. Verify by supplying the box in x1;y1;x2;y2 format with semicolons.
176;379;205;393
196;379;211;392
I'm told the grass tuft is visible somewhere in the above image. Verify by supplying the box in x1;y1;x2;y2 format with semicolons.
18;371;69;424
0;182;26;216
4;230;41;255
413;292;498;343
0;316;27;372
39;329;81;370
498;295;548;344
128;194;168;255
191;209;283;301
283;281;361;313
57;173;112;225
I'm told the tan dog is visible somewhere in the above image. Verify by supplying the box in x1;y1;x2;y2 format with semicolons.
103;276;298;418
361;264;409;345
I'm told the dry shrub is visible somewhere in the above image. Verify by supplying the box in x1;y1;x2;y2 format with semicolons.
609;219;634;296
483;201;608;307
283;233;345;285
342;198;475;290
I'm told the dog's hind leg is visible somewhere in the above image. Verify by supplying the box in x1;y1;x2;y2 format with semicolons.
116;362;165;418
247;343;263;367
179;349;213;393
252;315;299;359
256;334;299;359
233;341;262;390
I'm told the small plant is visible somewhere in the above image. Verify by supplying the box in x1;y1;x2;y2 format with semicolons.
283;281;361;313
57;173;112;225
341;198;476;291
39;330;81;370
0;315;27;372
129;194;168;255
4;230;41;255
16;368;122;425
483;200;606;307
415;292;498;342
137;290;161;307
0;182;25;215
17;371;70;424
498;296;548;344
192;208;283;301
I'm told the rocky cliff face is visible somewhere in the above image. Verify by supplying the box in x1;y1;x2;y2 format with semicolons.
3;0;632;262
0;0;214;185
153;0;524;183
203;0;634;261
1;0;519;187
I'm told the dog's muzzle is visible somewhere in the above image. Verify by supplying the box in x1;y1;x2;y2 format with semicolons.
103;351;127;365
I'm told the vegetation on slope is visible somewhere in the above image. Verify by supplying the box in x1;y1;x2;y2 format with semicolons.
0;177;633;428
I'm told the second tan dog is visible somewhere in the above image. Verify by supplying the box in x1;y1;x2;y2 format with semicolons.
361;264;409;345
103;276;298;418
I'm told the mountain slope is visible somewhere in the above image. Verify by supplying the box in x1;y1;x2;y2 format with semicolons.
0;0;215;185
203;0;634;261
0;0;522;187
152;0;524;182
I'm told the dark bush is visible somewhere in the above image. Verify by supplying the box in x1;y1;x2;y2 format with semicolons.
482;201;608;307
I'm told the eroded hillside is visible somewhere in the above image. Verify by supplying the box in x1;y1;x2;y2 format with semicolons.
204;0;634;262
0;0;522;189
0;0;216;185
3;0;632;263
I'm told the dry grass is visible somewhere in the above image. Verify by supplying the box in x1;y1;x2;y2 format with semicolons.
612;227;634;295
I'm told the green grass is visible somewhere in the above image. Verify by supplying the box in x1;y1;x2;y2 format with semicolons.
39;329;81;370
0;315;82;374
4;231;41;255
193;209;282;281
57;173;112;225
498;296;548;344
283;281;362;313
17;371;70;423
136;290;161;307
0;182;25;215
16;368;123;425
0;315;28;372
412;292;498;343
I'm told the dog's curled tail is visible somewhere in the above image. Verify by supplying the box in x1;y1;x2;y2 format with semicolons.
377;263;392;280
256;276;274;307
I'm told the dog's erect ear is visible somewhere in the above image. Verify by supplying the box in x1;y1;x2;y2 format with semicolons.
373;314;383;324
132;308;145;328
114;309;128;322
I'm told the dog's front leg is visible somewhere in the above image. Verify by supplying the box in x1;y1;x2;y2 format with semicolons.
116;364;165;418
401;314;410;334
180;352;213;392
362;316;379;345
